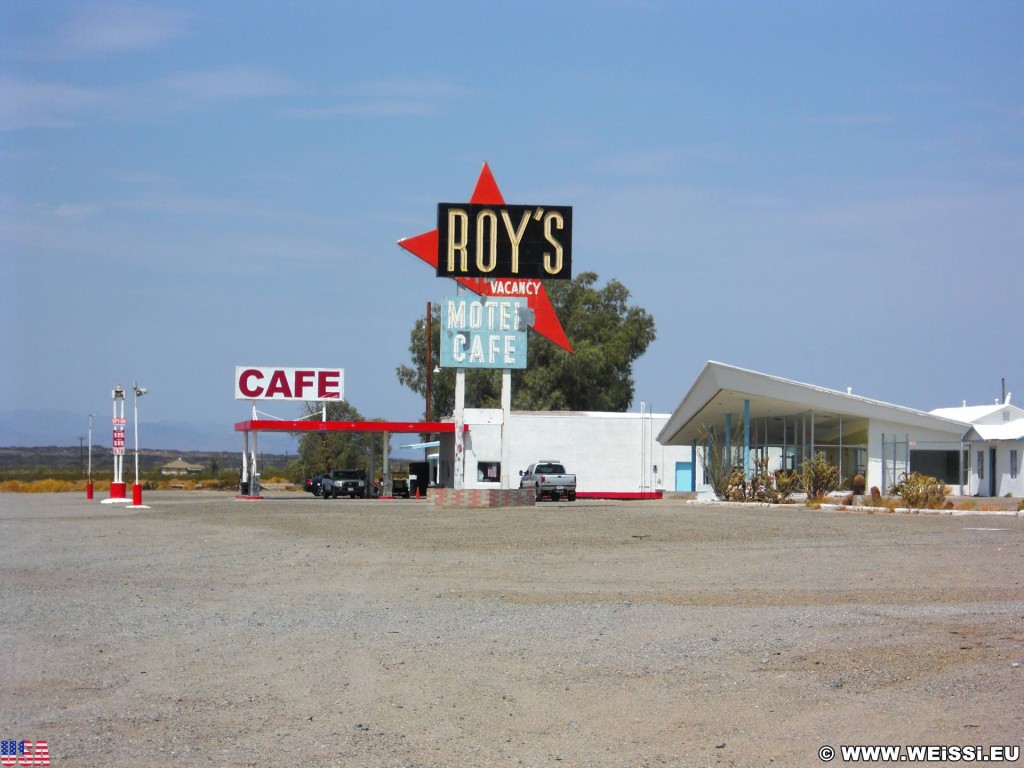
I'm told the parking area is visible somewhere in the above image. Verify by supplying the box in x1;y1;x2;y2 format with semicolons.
2;491;1022;767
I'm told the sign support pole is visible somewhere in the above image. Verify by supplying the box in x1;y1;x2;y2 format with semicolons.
500;368;512;489
453;289;466;490
454;367;465;490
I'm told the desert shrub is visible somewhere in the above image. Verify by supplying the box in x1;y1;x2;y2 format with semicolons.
724;467;746;502
775;471;799;501
204;474;240;490
856;485;894;511
697;424;745;500
889;472;946;509
1017;499;1024;513
800;452;842;500
722;455;797;504
0;479;81;493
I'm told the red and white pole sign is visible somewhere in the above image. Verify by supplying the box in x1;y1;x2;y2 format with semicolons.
107;385;127;502
112;417;126;455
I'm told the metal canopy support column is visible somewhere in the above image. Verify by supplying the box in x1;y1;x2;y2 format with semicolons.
691;439;697;492
881;432;887;491
725;412;732;469
251;429;259;497
240;428;251;496
959;438;965;495
839;413;844;479
382;430;391;496
743;399;751;478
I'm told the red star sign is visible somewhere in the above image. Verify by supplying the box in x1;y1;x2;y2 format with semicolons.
397;163;573;353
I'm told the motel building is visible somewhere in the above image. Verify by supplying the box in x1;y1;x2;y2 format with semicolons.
433;362;1022;501
656;361;1023;500
236;361;1021;502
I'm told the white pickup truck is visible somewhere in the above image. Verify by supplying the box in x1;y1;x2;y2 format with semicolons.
519;460;577;502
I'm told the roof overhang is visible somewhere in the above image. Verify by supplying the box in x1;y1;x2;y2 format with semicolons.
657;361;969;445
963;424;1024;442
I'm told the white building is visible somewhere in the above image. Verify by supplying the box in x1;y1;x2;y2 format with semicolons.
657;362;972;497
931;398;1024;498
436;408;693;498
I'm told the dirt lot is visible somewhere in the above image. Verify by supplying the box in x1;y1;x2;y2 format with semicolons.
1;491;1022;767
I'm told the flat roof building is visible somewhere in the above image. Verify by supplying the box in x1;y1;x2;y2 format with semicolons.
657;361;970;497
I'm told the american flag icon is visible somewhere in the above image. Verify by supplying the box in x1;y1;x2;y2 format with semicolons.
0;741;50;767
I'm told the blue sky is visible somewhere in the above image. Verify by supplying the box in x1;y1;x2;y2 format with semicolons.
2;1;1022;451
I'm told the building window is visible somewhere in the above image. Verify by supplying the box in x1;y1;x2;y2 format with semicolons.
477;461;501;483
977;450;984;480
1012;450;1019;480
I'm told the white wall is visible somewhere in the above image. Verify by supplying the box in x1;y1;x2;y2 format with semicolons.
868;419;965;494
966;441;1024;497
450;410;691;494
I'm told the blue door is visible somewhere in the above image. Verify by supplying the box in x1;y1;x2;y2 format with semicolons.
675;461;694;492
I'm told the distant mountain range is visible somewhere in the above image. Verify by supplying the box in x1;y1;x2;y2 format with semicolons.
0;408;298;453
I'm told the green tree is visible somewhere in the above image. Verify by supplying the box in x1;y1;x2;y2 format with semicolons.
294;400;374;476
396;272;656;415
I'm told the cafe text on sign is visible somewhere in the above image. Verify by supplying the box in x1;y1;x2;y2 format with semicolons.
440;296;528;369
437;203;572;280
234;366;344;401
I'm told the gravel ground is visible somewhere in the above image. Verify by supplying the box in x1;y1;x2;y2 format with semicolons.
1;490;1022;767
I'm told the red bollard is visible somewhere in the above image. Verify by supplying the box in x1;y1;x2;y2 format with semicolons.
132;483;142;506
86;482;94;500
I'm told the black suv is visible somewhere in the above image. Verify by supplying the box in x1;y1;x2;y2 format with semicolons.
304;474;328;496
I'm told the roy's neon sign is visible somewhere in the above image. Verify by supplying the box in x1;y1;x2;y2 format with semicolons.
437;204;572;280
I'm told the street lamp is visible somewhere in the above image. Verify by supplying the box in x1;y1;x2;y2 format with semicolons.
132;381;147;507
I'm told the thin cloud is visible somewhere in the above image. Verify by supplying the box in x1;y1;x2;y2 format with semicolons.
596;146;740;176
163;66;300;102
10;3;189;61
0;67;300;130
812;113;894;126
0;76;106;130
56;3;188;58
54;203;101;219
284;78;469;119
